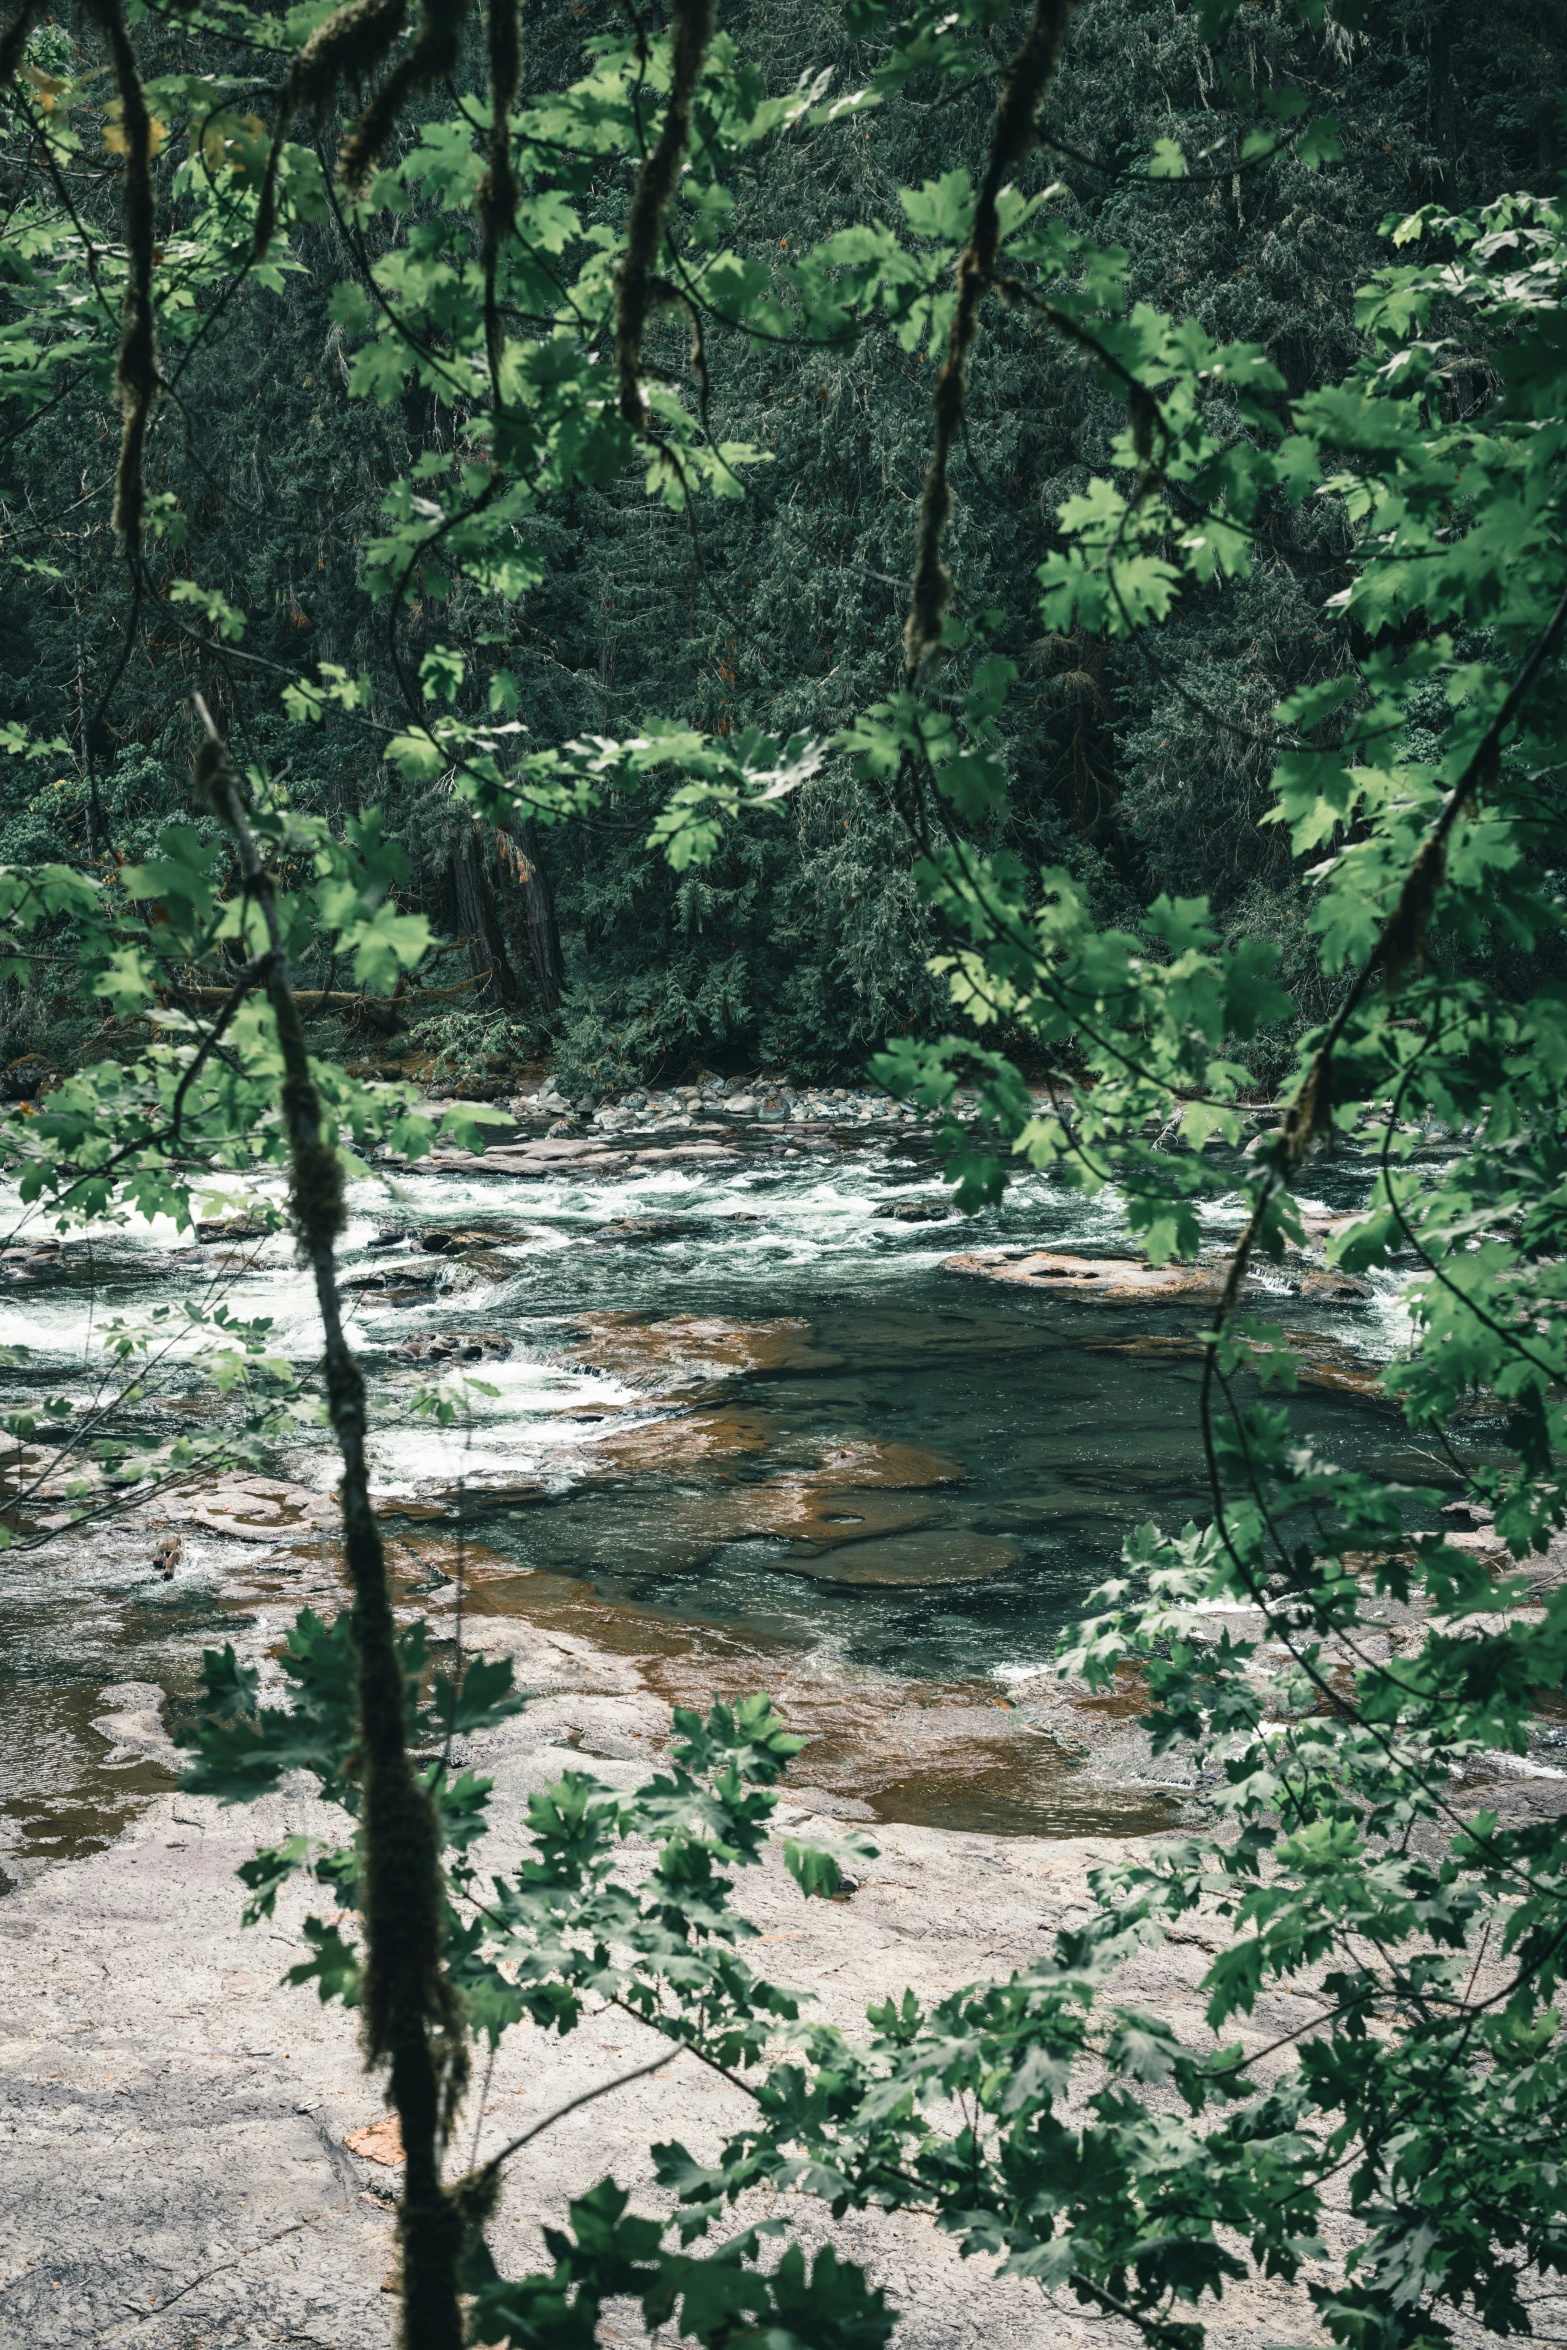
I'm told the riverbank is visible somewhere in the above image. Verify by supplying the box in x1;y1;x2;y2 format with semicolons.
11;1586;1566;2350
9;1488;1567;2348
0;1617;1377;2350
0;1601;1162;2348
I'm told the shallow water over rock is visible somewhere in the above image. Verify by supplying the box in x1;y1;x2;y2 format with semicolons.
0;1129;1429;1865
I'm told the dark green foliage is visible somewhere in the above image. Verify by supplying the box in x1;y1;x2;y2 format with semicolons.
7;6;1567;2348
5;1;1561;1079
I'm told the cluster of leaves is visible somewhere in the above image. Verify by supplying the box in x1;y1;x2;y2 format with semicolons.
183;1628;900;2348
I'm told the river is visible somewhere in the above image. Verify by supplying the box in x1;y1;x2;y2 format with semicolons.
0;1124;1428;1876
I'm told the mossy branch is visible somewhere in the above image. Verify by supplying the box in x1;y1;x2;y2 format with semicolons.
480;0;522;408
252;0;410;258
191;698;467;2350
615;0;716;435
86;0;157;558
338;0;474;193
904;0;1075;672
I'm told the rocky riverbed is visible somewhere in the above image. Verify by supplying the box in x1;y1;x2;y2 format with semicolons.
0;1640;1196;2350
7;1567;1566;2350
2;1099;1562;2350
0;1100;1473;1877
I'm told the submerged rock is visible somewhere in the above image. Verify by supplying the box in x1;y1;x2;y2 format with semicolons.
590;1216;697;1245
567;1312;844;1388
1085;1330;1386;1397
765;1485;942;1549
943;1248;1370;1306
91;1681;178;1764
809;1441;965;1490
773;1528;1018;1587
589;1409;778;1471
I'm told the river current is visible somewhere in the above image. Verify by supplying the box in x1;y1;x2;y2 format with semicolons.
0;1130;1426;1872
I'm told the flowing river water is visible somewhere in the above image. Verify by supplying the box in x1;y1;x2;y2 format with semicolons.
0;1124;1438;1877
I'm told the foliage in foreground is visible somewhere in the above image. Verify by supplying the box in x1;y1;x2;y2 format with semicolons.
182;1596;1567;2350
1;0;1566;2345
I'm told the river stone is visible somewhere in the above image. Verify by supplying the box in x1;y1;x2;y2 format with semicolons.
446;1249;522;1286
567;1313;843;1387
589;1409;778;1471
416;1139;631;1178
155;1473;338;1543
810;1442;964;1490
415;1225;531;1253
195;1214;274;1242
943;1249;1370;1305
387;1329;513;1364
341;1264;443;1295
774;1529;1019;1587
630;1142;741;1163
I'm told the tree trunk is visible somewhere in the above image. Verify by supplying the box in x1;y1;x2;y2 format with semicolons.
195;708;464;2350
495;816;565;1018
449;827;517;1006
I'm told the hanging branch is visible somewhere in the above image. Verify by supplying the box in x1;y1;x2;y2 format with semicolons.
479;0;523;407
338;0;474;192
191;699;467;2350
904;0;1075;671
615;0;716;434
252;0;412;258
85;0;158;559
1207;572;1567;1339
1176;577;1567;1824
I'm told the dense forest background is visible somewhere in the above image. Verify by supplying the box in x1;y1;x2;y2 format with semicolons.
4;0;1564;1089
